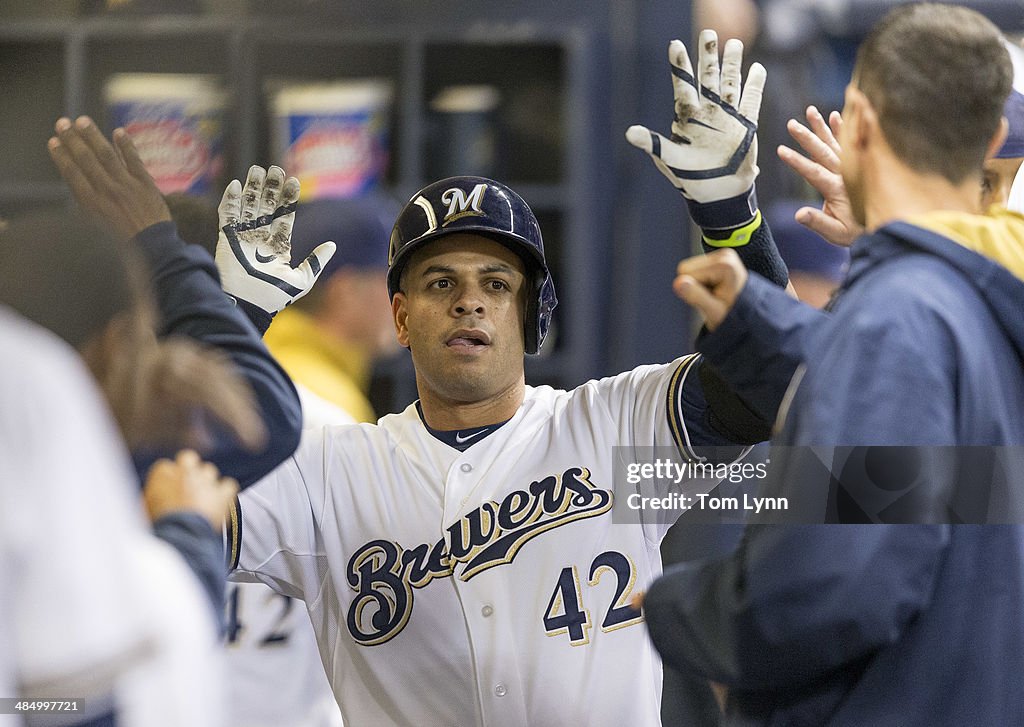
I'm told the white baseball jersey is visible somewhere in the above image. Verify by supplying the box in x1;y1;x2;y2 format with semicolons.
0;308;224;727
231;354;707;726
222;384;349;727
0;310;154;709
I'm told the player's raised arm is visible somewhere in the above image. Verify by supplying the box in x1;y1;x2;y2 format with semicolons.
627;30;788;290
47;116;303;487
626;31;795;444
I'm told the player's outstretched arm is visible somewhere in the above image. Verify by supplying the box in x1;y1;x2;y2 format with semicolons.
48;117;304;487
626;32;793;445
626;29;788;290
776;106;863;247
215;166;336;333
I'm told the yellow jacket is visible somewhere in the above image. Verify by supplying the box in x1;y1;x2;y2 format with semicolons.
264;308;376;423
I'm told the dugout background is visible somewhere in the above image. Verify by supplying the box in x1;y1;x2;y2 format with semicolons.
0;0;705;415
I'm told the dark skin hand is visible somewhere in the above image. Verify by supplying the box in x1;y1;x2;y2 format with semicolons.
47;115;171;239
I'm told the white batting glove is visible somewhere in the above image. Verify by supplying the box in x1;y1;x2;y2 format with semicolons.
626;30;766;204
215;165;336;315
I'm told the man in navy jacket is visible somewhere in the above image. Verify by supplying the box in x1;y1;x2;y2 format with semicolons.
642;5;1024;725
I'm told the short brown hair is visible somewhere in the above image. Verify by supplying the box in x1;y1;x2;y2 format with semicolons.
853;3;1012;183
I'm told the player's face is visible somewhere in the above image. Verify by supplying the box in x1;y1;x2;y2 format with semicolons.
392;234;528;404
981;156;1023;209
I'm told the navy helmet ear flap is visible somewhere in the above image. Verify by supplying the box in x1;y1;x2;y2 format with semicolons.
388;176;557;354
525;270;557;355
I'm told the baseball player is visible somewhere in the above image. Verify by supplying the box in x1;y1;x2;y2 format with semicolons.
218;32;782;726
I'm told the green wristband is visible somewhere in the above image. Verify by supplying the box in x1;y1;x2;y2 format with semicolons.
702;210;762;248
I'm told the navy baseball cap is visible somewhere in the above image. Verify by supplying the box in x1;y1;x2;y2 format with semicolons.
289;193;399;277
997;40;1024;159
996;90;1024;159
767;199;850;282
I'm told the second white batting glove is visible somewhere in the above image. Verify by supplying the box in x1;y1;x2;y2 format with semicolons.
215;165;336;316
626;30;766;205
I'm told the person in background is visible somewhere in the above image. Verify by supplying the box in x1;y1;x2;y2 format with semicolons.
776;36;1024;252
262;194;401;423
983;38;1024;209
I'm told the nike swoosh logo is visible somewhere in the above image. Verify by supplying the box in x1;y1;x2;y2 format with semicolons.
455;429;489;444
254;250;276;264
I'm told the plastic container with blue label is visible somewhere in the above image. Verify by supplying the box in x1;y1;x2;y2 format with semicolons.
269;79;393;200
104;73;227;196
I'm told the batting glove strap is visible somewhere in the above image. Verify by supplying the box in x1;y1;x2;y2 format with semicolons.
702;211;763;248
232;296;275;336
686;186;759;235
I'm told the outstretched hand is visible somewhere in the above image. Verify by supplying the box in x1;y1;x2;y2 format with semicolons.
626;29;767;204
47;116;171;239
215;165;336;315
143;449;239;532
776;106;863;247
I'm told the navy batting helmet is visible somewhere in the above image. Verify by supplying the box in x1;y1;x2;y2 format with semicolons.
388;176;557;355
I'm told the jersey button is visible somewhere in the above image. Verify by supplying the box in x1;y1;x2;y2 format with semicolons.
460;463;473;473
494;684;507;698
481;604;494;617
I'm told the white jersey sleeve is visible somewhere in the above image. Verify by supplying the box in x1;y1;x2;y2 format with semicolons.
580;353;703;458
228;426;336;600
224;386;348;727
572;353;727;542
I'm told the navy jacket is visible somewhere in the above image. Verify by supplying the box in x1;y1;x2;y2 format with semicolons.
646;220;1024;725
697;220;1024;444
134;221;302;483
134;221;302;625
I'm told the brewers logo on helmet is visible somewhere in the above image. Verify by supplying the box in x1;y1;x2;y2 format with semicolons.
388;176;557;355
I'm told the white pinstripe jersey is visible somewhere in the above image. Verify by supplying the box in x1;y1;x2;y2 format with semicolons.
230;354;705;727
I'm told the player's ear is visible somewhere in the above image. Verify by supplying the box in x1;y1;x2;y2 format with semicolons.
985;117;1009;162
392;292;411;349
844;85;873;152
